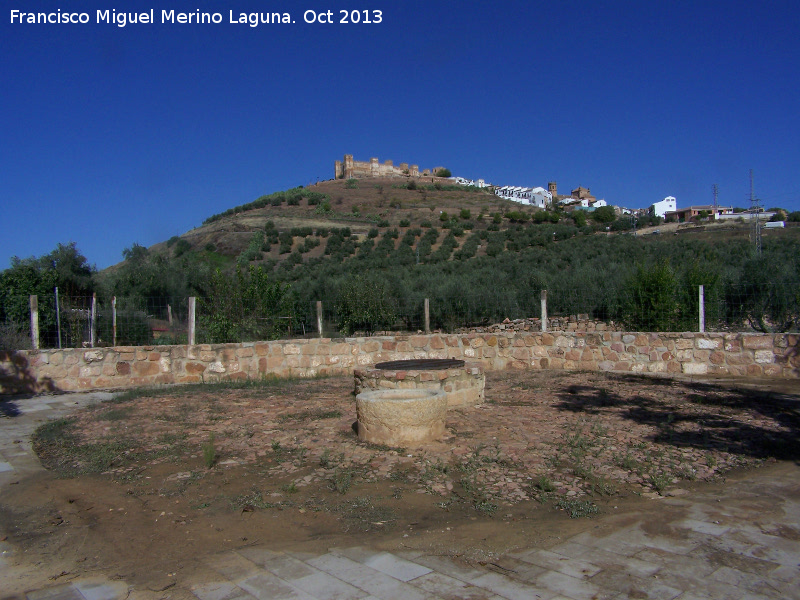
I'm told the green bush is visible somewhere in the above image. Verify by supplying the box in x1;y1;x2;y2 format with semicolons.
592;206;617;223
622;260;679;331
336;274;397;335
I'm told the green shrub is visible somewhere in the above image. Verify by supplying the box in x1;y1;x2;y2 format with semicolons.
336;274;397;334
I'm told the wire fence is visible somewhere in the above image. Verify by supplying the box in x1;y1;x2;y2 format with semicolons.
1;283;798;351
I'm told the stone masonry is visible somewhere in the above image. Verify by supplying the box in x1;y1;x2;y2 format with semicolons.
1;331;797;395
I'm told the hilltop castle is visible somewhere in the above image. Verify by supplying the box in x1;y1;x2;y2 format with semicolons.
335;154;444;179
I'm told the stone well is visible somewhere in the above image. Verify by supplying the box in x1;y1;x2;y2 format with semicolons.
355;388;447;447
354;358;485;408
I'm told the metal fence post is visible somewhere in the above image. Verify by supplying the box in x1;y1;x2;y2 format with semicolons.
316;301;323;338
424;298;430;334
90;293;97;348
541;290;548;332
112;297;117;347
29;295;39;350
188;297;196;345
699;285;705;333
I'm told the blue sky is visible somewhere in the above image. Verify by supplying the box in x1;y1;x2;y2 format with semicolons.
2;0;799;269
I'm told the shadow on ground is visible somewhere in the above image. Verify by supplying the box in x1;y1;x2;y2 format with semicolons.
555;374;800;463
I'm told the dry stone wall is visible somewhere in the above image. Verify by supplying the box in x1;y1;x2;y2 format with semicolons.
1;331;797;395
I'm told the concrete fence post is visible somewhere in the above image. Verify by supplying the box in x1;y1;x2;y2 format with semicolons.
424;298;430;334
699;285;705;333
90;293;97;348
29;295;39;350
316;301;323;338
541;290;548;332
112;297;117;347
188;297;196;345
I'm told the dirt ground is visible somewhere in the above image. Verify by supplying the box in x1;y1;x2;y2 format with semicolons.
2;371;799;595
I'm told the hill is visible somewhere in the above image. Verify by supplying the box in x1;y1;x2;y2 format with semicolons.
85;176;800;343
136;176;793;270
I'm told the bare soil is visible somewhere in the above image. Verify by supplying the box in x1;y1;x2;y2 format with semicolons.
2;371;799;595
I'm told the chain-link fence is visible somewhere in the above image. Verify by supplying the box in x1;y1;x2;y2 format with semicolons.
2;282;798;351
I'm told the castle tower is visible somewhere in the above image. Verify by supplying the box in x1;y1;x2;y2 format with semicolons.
548;181;557;198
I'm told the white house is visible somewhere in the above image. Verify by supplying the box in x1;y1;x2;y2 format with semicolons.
495;185;552;209
453;177;488;188
650;196;677;219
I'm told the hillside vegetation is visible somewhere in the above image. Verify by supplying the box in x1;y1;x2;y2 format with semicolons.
3;178;799;347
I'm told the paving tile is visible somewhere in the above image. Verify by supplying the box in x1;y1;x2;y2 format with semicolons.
675;519;731;536
72;580;129;600
408;554;486;582
687;544;780;577
205;553;263;581
566;532;641;557
533;570;613;600
483;557;547;583
332;547;432;582
252;552;368;600
238;572;317;600
768;563;800;583
306;553;437;600
410;572;505;600
546;540;593;559
26;585;84;600
572;547;661;578
286;571;369;600
191;581;258;600
650;572;745;600
468;571;556;600
633;548;718;580
605;526;699;555
509;548;601;579
236;547;284;567
588;569;683;600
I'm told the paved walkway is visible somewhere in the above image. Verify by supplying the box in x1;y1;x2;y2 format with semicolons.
1;391;799;600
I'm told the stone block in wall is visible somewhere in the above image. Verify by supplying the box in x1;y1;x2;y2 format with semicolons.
116;362;131;375
83;350;104;362
675;339;694;350
726;353;753;366
682;362;708;375
743;336;773;350
697;338;721;350
754;350;774;364
555;336;574;348
724;339;741;352
133;361;160;376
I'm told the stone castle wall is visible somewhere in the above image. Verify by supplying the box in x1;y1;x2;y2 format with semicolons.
334;155;444;180
1;331;797;395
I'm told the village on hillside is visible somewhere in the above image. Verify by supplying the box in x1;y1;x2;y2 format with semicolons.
334;154;782;226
